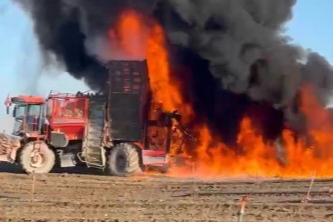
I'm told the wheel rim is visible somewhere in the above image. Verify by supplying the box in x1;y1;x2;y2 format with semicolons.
116;154;127;172
30;149;47;168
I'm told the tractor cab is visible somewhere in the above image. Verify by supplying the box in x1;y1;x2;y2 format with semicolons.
10;96;45;138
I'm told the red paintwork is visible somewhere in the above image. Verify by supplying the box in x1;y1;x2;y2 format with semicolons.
11;96;45;104
8;91;90;142
7;90;170;167
142;150;166;157
46;93;89;141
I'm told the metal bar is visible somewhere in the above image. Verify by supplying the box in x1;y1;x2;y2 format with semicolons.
306;172;316;198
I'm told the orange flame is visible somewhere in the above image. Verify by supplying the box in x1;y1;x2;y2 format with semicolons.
109;9;192;117
184;85;333;179
111;9;333;179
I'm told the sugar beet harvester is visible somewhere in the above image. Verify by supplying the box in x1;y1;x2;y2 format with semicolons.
0;60;188;176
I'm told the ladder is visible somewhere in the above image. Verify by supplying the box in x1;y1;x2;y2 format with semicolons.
82;97;106;168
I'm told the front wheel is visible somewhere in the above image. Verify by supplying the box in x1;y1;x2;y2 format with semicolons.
19;142;55;174
107;143;142;176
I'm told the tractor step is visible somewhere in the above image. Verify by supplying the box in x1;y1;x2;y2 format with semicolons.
82;96;105;168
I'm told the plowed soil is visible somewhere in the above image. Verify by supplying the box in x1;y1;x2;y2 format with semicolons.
0;165;333;222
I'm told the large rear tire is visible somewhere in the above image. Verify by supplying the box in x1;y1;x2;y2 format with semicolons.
19;142;55;174
107;143;142;176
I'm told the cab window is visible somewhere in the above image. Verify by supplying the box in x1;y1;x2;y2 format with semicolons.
14;105;26;118
28;105;41;116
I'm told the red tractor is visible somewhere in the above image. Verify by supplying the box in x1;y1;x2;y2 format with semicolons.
0;60;192;176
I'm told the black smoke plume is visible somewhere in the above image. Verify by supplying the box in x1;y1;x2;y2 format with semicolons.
12;0;333;144
12;0;158;90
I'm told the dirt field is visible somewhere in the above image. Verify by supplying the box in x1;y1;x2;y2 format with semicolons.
1;166;333;222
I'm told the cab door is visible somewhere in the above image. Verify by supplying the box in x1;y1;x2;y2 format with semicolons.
25;104;44;135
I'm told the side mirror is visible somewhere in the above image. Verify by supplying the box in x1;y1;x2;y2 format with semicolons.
6;106;10;115
12;107;16;117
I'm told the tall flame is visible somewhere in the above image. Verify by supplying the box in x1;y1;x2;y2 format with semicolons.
110;9;333;179
180;85;333;179
108;9;192;116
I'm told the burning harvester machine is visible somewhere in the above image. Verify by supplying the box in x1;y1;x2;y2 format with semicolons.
0;60;192;176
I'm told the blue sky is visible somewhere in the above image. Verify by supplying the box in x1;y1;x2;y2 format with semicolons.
0;0;332;132
286;0;333;62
